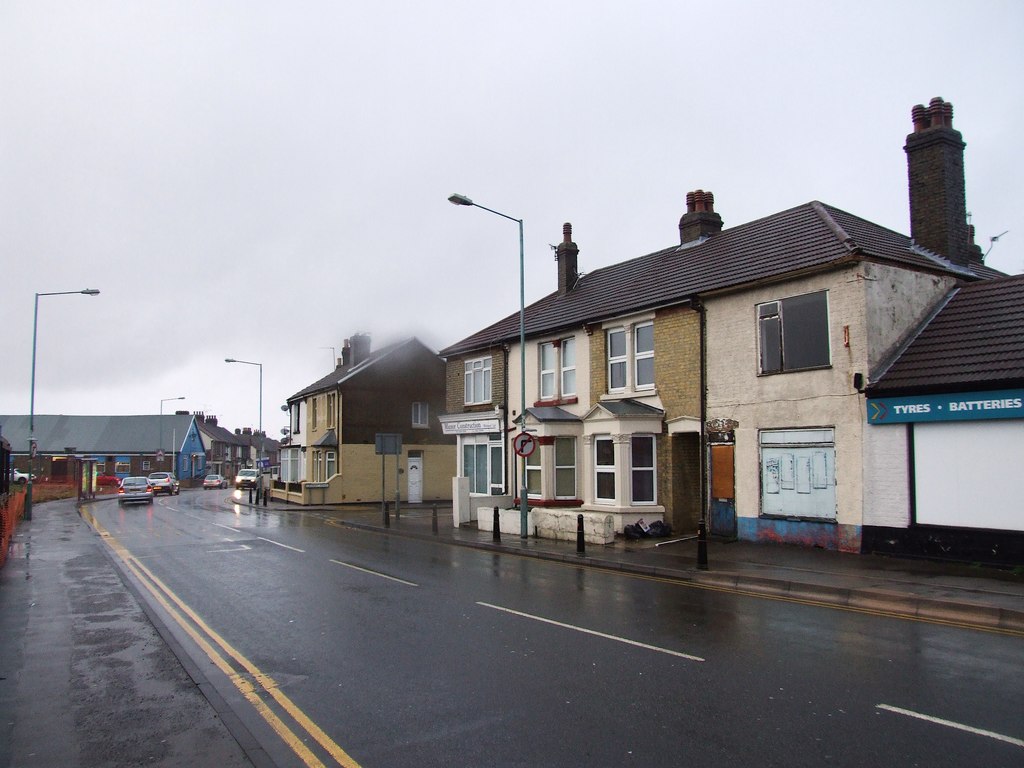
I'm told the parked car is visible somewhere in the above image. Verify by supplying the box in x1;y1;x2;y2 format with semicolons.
96;474;121;488
234;468;261;489
9;469;35;484
203;473;228;490
118;476;154;506
147;471;180;495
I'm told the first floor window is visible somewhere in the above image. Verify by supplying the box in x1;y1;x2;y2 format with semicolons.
555;437;576;498
561;338;577;396
758;291;830;374
631;435;656;504
526;449;541;497
412;401;429;428
634;323;654;388
595;437;616;502
607;329;627;390
539;342;557;399
465;357;492;405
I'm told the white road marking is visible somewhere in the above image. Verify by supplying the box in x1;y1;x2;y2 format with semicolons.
877;704;1024;748
257;536;305;553
209;544;252;553
329;559;418;586
477;602;705;662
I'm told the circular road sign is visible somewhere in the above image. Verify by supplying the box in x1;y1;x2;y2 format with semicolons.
512;432;537;458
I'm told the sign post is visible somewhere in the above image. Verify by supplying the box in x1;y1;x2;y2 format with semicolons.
375;433;403;523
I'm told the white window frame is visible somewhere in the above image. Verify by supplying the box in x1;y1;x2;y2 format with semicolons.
561;338;576;397
461;433;504;495
554;436;576;499
539;342;557;400
325;450;337;478
634;323;655;389
526;448;542;498
630;434;656;504
607;329;627;392
464;357;493;405
412;401;429;429
594;436;616;503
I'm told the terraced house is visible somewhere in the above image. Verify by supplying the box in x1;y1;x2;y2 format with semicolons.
441;97;1006;553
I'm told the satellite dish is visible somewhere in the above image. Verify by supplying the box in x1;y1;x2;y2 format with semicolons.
280;428;290;436
280;404;289;411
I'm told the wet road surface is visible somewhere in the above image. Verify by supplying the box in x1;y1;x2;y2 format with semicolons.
82;490;1024;768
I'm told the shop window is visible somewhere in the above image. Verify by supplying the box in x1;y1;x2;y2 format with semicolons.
462;433;504;494
759;429;836;519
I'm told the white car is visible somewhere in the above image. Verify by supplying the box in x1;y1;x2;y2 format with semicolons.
10;469;34;484
235;469;261;489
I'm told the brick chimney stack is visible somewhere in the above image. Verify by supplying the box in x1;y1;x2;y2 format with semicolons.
555;222;579;295
679;190;723;244
351;333;371;365
904;97;979;266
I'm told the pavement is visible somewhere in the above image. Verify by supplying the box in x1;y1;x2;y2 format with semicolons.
2;494;1023;767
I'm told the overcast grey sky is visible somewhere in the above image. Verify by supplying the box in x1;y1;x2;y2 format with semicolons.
2;1;1022;438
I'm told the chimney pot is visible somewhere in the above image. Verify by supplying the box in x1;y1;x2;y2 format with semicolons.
555;222;579;295
679;189;723;244
905;97;970;266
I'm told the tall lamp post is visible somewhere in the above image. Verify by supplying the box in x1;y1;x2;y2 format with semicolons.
448;193;530;538
26;288;101;520
225;358;264;469
159;396;185;471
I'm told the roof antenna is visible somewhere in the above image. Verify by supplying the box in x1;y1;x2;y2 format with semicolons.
984;230;1009;259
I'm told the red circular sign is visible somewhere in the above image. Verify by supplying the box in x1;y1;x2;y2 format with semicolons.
513;432;536;457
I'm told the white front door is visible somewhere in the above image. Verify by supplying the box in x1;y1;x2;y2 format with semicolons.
407;455;423;504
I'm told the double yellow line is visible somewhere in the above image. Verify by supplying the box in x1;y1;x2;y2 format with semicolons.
81;508;362;768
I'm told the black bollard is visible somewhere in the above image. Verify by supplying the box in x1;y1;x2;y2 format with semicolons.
248;486;253;504
384;501;390;528
576;514;586;556
263;485;269;506
697;518;709;570
492;506;501;542
432;504;438;534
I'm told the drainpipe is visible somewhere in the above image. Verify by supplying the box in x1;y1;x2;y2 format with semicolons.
694;296;709;569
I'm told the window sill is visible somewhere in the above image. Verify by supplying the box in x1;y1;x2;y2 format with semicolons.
533;396;579;408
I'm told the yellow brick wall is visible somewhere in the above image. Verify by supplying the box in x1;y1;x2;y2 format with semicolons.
446;349;507;413
653;306;702;420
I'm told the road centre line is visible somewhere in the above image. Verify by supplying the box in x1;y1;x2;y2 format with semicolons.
329;559;419;586
876;704;1024;748
80;509;362;768
476;602;705;662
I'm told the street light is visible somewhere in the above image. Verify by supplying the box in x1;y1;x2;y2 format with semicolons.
448;193;530;538
159;396;185;470
225;358;264;469
26;288;101;520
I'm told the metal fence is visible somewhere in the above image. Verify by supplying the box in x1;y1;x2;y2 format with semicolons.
0;492;25;570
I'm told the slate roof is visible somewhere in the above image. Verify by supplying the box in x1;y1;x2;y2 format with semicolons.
287;338;421;401
869;274;1024;395
0;414;198;454
442;201;995;356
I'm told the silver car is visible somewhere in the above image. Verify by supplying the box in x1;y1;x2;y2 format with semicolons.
147;471;180;495
118;476;154;506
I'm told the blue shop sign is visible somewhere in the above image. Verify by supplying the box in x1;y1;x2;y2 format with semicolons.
867;388;1024;424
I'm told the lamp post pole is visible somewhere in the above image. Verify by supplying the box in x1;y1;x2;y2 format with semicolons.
159;396;185;470
26;289;101;520
225;359;264;469
448;193;529;538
